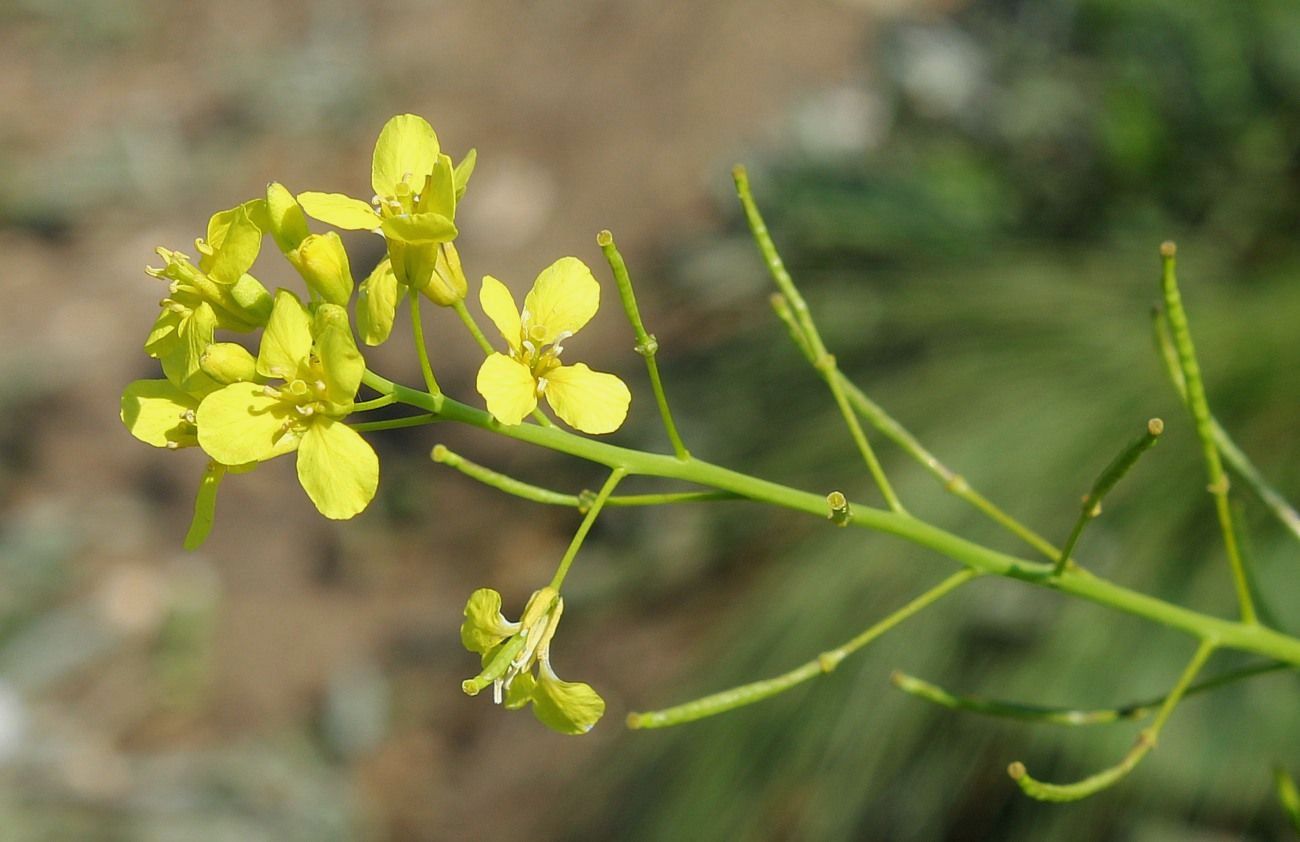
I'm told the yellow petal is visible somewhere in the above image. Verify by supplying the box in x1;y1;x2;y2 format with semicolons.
357;258;399;346
480;275;521;352
256;290;311;379
379;212;457;244
372;114;440;199
120;379;199;448
296;418;379;520
544;363;630;435
196;382;297;465
297;192;380;230
476;354;537;426
522;257;599;346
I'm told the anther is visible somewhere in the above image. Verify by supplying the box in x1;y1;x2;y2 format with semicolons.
262;385;281;398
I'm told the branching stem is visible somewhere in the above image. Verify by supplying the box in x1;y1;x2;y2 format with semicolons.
627;569;978;728
549;468;626;591
431;444;736;509
1008;639;1216;801
892;660;1289;726
1053;418;1163;576
598;229;690;460
735;166;904;514
359;367;1300;670
1152;307;1300;543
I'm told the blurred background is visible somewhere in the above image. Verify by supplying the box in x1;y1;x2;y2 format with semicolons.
2;0;1298;838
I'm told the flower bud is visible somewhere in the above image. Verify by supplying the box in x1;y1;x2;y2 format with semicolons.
265;182;309;254
421;242;468;306
386;239;436;292
293;232;355;306
200;342;258;385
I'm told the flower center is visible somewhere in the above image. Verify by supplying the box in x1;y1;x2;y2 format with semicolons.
373;172;425;217
514;310;573;383
262;357;338;436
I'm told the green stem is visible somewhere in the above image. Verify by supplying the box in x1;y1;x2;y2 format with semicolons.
431;444;738;508
771;292;1058;560
548;468;626;591
627;570;978;728
1158;243;1255;624
1152;307;1300;543
408;287;441;396
1053;418;1164;576
602;490;739;508
360;369;1300;668
351;394;397;412
432;444;576;506
735;166;904;514
452;298;495;355
892;660;1289;726
349;413;439;433
1008;639;1216;801
598;229;690;460
840;372;1058;558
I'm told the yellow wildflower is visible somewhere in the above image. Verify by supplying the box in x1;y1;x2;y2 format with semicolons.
475;257;631;434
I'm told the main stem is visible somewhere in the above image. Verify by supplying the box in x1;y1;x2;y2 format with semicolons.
360;369;1300;669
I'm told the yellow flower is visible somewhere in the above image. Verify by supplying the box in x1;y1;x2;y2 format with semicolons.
294;114;474;303
475;258;631;434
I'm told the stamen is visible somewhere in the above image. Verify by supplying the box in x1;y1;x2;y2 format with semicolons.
165;441;179;450
182;410;197;424
315;380;328;394
536;376;548;395
493;679;503;705
262;385;281;398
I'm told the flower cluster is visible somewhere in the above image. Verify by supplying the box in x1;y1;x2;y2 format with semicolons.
121;114;631;549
